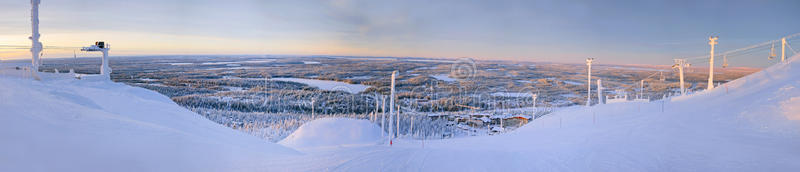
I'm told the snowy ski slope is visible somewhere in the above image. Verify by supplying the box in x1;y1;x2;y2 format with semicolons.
0;71;298;172
265;55;800;171
1;54;799;171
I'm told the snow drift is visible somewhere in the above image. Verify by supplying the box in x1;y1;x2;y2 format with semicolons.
0;71;299;172
279;118;383;149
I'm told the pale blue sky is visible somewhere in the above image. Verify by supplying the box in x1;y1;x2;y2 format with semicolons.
1;0;798;67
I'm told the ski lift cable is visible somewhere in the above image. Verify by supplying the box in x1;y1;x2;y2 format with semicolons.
723;46;775;60
787;42;798;54
683;33;800;60
784;32;800;40
639;71;662;81
685;45;772;64
721;35;800;57
0;45;82;49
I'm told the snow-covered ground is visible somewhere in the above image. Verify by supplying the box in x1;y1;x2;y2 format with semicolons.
259;55;800;171
279;118;384;150
2;54;800;171
431;74;457;82
0;70;298;172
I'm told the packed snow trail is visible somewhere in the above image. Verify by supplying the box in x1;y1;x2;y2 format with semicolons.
0;71;299;172
264;55;800;171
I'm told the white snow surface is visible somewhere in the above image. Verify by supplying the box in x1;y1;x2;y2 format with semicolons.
2;54;800;171
265;55;800;171
431;74;457;82
270;77;369;94
279;118;383;149
0;72;298;172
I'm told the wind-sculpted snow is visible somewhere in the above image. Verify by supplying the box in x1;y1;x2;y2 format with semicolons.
0;72;299;172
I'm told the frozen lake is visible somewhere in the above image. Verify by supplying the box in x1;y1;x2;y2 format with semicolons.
431;74;457;82
270;77;369;94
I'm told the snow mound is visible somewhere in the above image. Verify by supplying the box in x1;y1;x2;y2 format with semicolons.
279;118;383;149
0;72;299;172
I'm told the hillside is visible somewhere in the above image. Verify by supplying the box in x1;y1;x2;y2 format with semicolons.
1;54;799;171
0;70;298;172
264;55;800;171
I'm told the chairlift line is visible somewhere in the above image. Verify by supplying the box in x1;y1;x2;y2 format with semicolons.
787;42;798;54
683;32;799;60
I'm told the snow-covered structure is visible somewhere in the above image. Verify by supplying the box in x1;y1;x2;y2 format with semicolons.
597;79;604;104
707;36;718;90
605;89;628;104
28;0;42;80
81;41;111;79
586;58;594;106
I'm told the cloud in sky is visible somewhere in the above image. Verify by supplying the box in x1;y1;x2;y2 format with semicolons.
1;0;798;67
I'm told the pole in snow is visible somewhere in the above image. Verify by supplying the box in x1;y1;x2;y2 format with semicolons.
639;80;644;99
586;58;595;106
597;79;603;104
29;0;42;80
389;71;397;140
782;37;786;62
396;102;400;138
381;95;386;138
374;94;379;122
673;59;688;95
311;98;315;119
707;36;718;90
410;116;414;139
